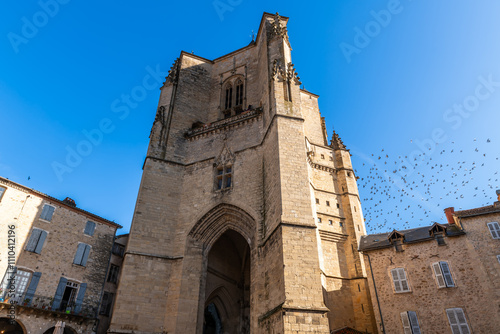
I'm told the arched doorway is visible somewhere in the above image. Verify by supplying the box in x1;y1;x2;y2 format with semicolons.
0;318;25;334
203;229;250;334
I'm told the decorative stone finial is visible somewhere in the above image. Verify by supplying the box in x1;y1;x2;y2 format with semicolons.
330;130;347;151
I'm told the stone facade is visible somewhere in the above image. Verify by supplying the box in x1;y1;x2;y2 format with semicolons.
108;12;376;334
360;190;500;333
0;177;121;334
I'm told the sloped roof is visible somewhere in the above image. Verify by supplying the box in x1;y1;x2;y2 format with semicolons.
331;326;366;334
359;223;464;252
455;203;500;218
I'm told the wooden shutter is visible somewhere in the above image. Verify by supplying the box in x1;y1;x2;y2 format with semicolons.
391;269;402;292
74;283;87;313
24;272;42;303
440;261;455;287
34;230;47;254
432;262;446;288
26;229;42;252
41;205;55;221
81;244;91;266
408;311;421;334
400;312;412;334
0;187;5;199
488;222;500;239
398;268;409;291
84;221;96;236
455;308;470;334
52;277;68;310
74;243;85;265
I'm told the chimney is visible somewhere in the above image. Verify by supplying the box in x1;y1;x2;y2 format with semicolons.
63;197;76;207
444;207;455;225
495;190;500;207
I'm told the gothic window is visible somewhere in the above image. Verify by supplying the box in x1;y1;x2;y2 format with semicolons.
216;165;232;190
224;84;233;110
235;79;244;106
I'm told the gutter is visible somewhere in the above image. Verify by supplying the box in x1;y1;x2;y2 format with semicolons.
365;253;385;334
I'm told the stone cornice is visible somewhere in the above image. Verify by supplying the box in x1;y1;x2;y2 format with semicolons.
306;154;335;173
185;107;263;139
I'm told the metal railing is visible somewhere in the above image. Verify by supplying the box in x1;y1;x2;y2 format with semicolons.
0;294;97;318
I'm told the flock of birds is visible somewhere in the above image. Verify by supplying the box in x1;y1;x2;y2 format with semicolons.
353;137;499;234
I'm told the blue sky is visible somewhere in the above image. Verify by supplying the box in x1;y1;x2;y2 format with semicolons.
1;1;499;233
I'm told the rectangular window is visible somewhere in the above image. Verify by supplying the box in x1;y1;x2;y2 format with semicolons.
446;308;470;334
432;261;455;288
73;243;91;266
391;268;410;293
326;201;330;206
0;269;32;303
112;243;125;257
401;311;421;334
100;291;114;316
339;222;343;227
84;221;96;236
337;203;340;208
216;165;233;190
25;228;48;254
318;217;322;223
59;281;79;311
328;220;333;225
487;222;500;239
40;204;55;221
0;186;6;201
107;264;120;284
315;198;319;204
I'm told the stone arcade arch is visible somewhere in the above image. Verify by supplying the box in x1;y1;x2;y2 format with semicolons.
0;317;26;334
184;203;255;334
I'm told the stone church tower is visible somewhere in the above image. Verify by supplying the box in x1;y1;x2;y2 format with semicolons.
108;12;376;334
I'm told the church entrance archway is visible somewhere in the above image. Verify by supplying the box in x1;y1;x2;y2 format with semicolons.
203;229;250;334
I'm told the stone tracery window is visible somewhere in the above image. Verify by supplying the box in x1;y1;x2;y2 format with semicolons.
221;76;245;118
216;165;232;190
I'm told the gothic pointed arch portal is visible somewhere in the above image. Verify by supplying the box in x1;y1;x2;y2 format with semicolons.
188;203;255;334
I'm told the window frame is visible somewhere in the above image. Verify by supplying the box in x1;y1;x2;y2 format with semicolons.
39;204;56;222
487;222;500;239
390;267;411;293
215;164;233;191
99;291;114;316
107;264;120;284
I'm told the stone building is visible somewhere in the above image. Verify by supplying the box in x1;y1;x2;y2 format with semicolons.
0;176;121;334
108;12;376;334
359;189;500;333
97;234;128;334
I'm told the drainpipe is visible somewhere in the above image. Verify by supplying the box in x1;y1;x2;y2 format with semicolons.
366;253;385;334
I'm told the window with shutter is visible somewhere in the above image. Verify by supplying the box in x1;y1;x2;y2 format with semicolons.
400;311;421;334
391;268;410;293
73;243;91;266
26;228;48;254
0;186;6;201
40;204;55;221
84;221;96;236
432;261;454;288
487;222;500;239
446;308;470;334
